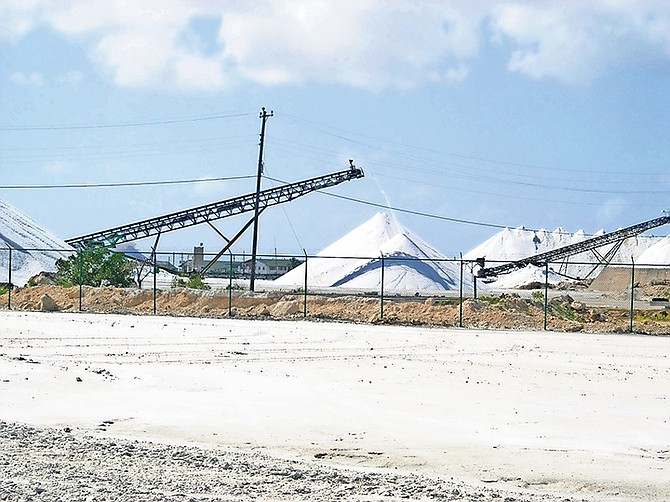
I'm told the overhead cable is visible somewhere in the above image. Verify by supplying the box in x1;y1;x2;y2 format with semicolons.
279;112;667;177
262;175;508;230
0;112;254;131
0;175;255;190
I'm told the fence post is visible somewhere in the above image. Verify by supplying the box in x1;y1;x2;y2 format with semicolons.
228;253;233;317
543;262;549;331
459;254;463;328
78;250;83;312
7;246;12;310
380;254;385;320
629;257;635;333
303;250;308;318
153;254;157;315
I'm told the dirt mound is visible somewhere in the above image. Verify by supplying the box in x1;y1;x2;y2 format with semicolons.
3;284;668;334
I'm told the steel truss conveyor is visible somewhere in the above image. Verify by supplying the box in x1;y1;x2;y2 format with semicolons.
477;214;670;279
66;164;364;249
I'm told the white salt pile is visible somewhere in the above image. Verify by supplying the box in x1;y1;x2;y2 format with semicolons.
276;212;470;293
465;226;660;288
0;198;73;286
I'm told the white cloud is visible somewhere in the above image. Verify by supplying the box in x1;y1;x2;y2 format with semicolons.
42;161;73;175
56;70;85;86
218;1;480;90
491;4;604;84
489;0;670;84
4;1;670;90
0;0;46;42
171;55;227;91
10;70;85;88
10;71;44;86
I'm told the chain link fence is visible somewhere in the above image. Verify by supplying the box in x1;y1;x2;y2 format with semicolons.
2;246;669;333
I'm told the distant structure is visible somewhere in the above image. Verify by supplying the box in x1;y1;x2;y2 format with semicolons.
193;244;204;272
180;244;301;279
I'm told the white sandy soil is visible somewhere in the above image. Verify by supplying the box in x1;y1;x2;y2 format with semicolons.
0;311;668;501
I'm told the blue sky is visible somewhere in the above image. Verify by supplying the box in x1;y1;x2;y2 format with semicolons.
2;1;670;258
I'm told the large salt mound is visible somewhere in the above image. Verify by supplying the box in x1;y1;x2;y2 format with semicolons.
0;198;73;286
465;226;661;288
275;212;469;293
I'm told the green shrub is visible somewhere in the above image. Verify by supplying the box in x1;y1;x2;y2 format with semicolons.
435;298;460;306
55;248;133;287
477;295;501;305
173;275;211;290
549;302;584;322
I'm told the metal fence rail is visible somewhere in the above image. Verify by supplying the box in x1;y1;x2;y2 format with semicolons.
2;245;670;334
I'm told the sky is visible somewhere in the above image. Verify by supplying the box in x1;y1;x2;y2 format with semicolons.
2;0;670;260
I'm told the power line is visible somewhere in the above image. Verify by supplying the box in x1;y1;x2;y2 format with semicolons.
0;175;255;190
262;175;650;239
0;112;254;131
0;134;250;152
262;175;508;231
321;192;510;230
279;112;669;177
320;191;641;238
2;140;254;164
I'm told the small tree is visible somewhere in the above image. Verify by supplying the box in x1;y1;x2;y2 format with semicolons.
55;248;133;287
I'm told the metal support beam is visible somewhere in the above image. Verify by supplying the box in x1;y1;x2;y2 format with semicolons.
66;164;364;250
206;221;231;244
478;215;670;278
200;211;264;276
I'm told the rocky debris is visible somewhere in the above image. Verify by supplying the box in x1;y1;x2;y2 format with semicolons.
39;293;59;312
271;299;301;316
29;272;57;286
2;284;668;334
0;421;580;502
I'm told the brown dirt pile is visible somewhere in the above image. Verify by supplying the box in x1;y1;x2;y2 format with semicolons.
3;284;669;334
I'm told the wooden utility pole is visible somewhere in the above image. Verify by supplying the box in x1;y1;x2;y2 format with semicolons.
250;107;273;291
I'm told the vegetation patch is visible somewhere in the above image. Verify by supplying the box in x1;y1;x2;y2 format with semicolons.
634;310;670;322
549;302;585;322
173;275;211;290
435;298;460;306
476;295;502;305
55;248;133;288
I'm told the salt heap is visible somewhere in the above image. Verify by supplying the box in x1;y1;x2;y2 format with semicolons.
465;226;660;288
0;198;73;286
637;236;670;265
275;212;470;293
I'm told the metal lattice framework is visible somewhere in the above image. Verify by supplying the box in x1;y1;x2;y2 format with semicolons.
66;166;364;249
477;214;670;278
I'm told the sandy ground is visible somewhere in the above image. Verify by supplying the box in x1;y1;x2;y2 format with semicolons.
1;311;668;501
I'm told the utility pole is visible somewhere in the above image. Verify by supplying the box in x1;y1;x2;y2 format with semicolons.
250;106;273;291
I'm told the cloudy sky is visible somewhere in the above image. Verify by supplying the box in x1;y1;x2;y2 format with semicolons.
2;0;670;258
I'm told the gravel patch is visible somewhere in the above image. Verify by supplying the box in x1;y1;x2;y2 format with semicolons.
0;421;579;502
